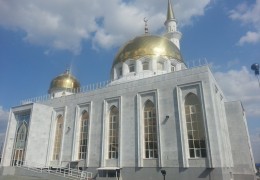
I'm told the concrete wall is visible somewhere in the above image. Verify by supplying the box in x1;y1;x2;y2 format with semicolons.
25;103;53;167
225;101;256;178
2;66;256;180
1;104;33;167
37;66;234;170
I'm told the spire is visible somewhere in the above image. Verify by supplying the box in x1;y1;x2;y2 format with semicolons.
166;0;175;21
164;0;182;49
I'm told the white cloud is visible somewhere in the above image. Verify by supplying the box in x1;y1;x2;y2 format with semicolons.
0;0;211;53
238;31;260;45
227;59;240;68
215;67;260;117
0;106;8;123
229;0;260;45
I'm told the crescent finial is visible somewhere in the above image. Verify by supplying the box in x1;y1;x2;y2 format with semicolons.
144;17;149;34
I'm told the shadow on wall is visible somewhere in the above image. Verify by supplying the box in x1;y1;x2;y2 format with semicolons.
198;168;214;178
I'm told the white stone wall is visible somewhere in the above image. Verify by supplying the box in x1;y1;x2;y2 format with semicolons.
39;66;224;168
2;104;33;166
25;103;53;167
2;66;254;179
111;57;185;83
225;101;256;175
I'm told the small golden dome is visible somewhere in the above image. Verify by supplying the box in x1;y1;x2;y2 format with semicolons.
112;35;183;67
48;70;80;93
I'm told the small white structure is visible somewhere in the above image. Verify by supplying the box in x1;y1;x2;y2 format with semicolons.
0;1;256;180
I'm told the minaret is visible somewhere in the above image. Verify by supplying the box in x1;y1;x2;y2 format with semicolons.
164;0;182;49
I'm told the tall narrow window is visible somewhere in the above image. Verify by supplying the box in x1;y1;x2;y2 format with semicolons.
13;122;28;165
142;62;149;70
129;64;135;72
144;100;158;158
171;64;175;72
157;62;164;71
118;67;122;76
185;93;206;158
78;111;89;159
108;106;119;159
53;115;64;161
17;123;27;148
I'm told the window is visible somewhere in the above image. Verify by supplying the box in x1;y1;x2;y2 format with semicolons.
78;111;89;160
129;64;135;72
142;62;149;70
17;124;27;147
144;100;158;158
12;122;28;165
53;115;64;161
108;106;119;159
98;170;119;178
119;67;122;76
185;93;206;158
12;113;30;166
171;64;175;72
157;62;164;71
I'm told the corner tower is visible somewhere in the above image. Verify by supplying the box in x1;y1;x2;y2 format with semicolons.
164;0;182;49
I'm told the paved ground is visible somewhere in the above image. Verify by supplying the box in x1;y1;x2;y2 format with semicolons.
0;175;48;180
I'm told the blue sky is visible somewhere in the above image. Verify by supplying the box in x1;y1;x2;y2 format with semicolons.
0;0;260;162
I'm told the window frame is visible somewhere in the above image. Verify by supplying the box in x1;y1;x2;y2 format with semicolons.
171;64;175;72
108;106;119;159
157;62;164;71
185;93;207;159
52;115;64;161
118;67;122;76
143;100;158;159
129;64;135;73
16;123;27;148
78;111;89;160
142;62;149;70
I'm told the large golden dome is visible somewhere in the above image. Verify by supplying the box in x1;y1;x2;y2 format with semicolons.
48;70;80;93
112;35;183;67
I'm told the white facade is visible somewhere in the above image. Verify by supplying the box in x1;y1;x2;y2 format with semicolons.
0;1;256;180
1;66;256;180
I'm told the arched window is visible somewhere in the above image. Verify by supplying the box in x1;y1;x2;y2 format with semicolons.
16;123;27;148
142;62;149;70
129;64;135;72
118;67;122;76
144;100;158;158
13;122;28;165
78;111;89;159
185;93;206;158
53;115;64;161
171;64;175;72
157;62;164;71
108;106;119;159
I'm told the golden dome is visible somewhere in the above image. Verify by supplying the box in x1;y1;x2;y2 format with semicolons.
48;70;80;93
112;35;183;67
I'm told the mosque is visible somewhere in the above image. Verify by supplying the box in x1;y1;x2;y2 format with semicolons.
0;0;257;180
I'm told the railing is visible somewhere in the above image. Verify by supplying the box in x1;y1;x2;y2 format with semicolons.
12;160;92;180
20;58;209;105
185;58;209;69
20;80;112;105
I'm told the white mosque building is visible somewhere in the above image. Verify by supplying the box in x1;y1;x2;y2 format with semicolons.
0;1;256;180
